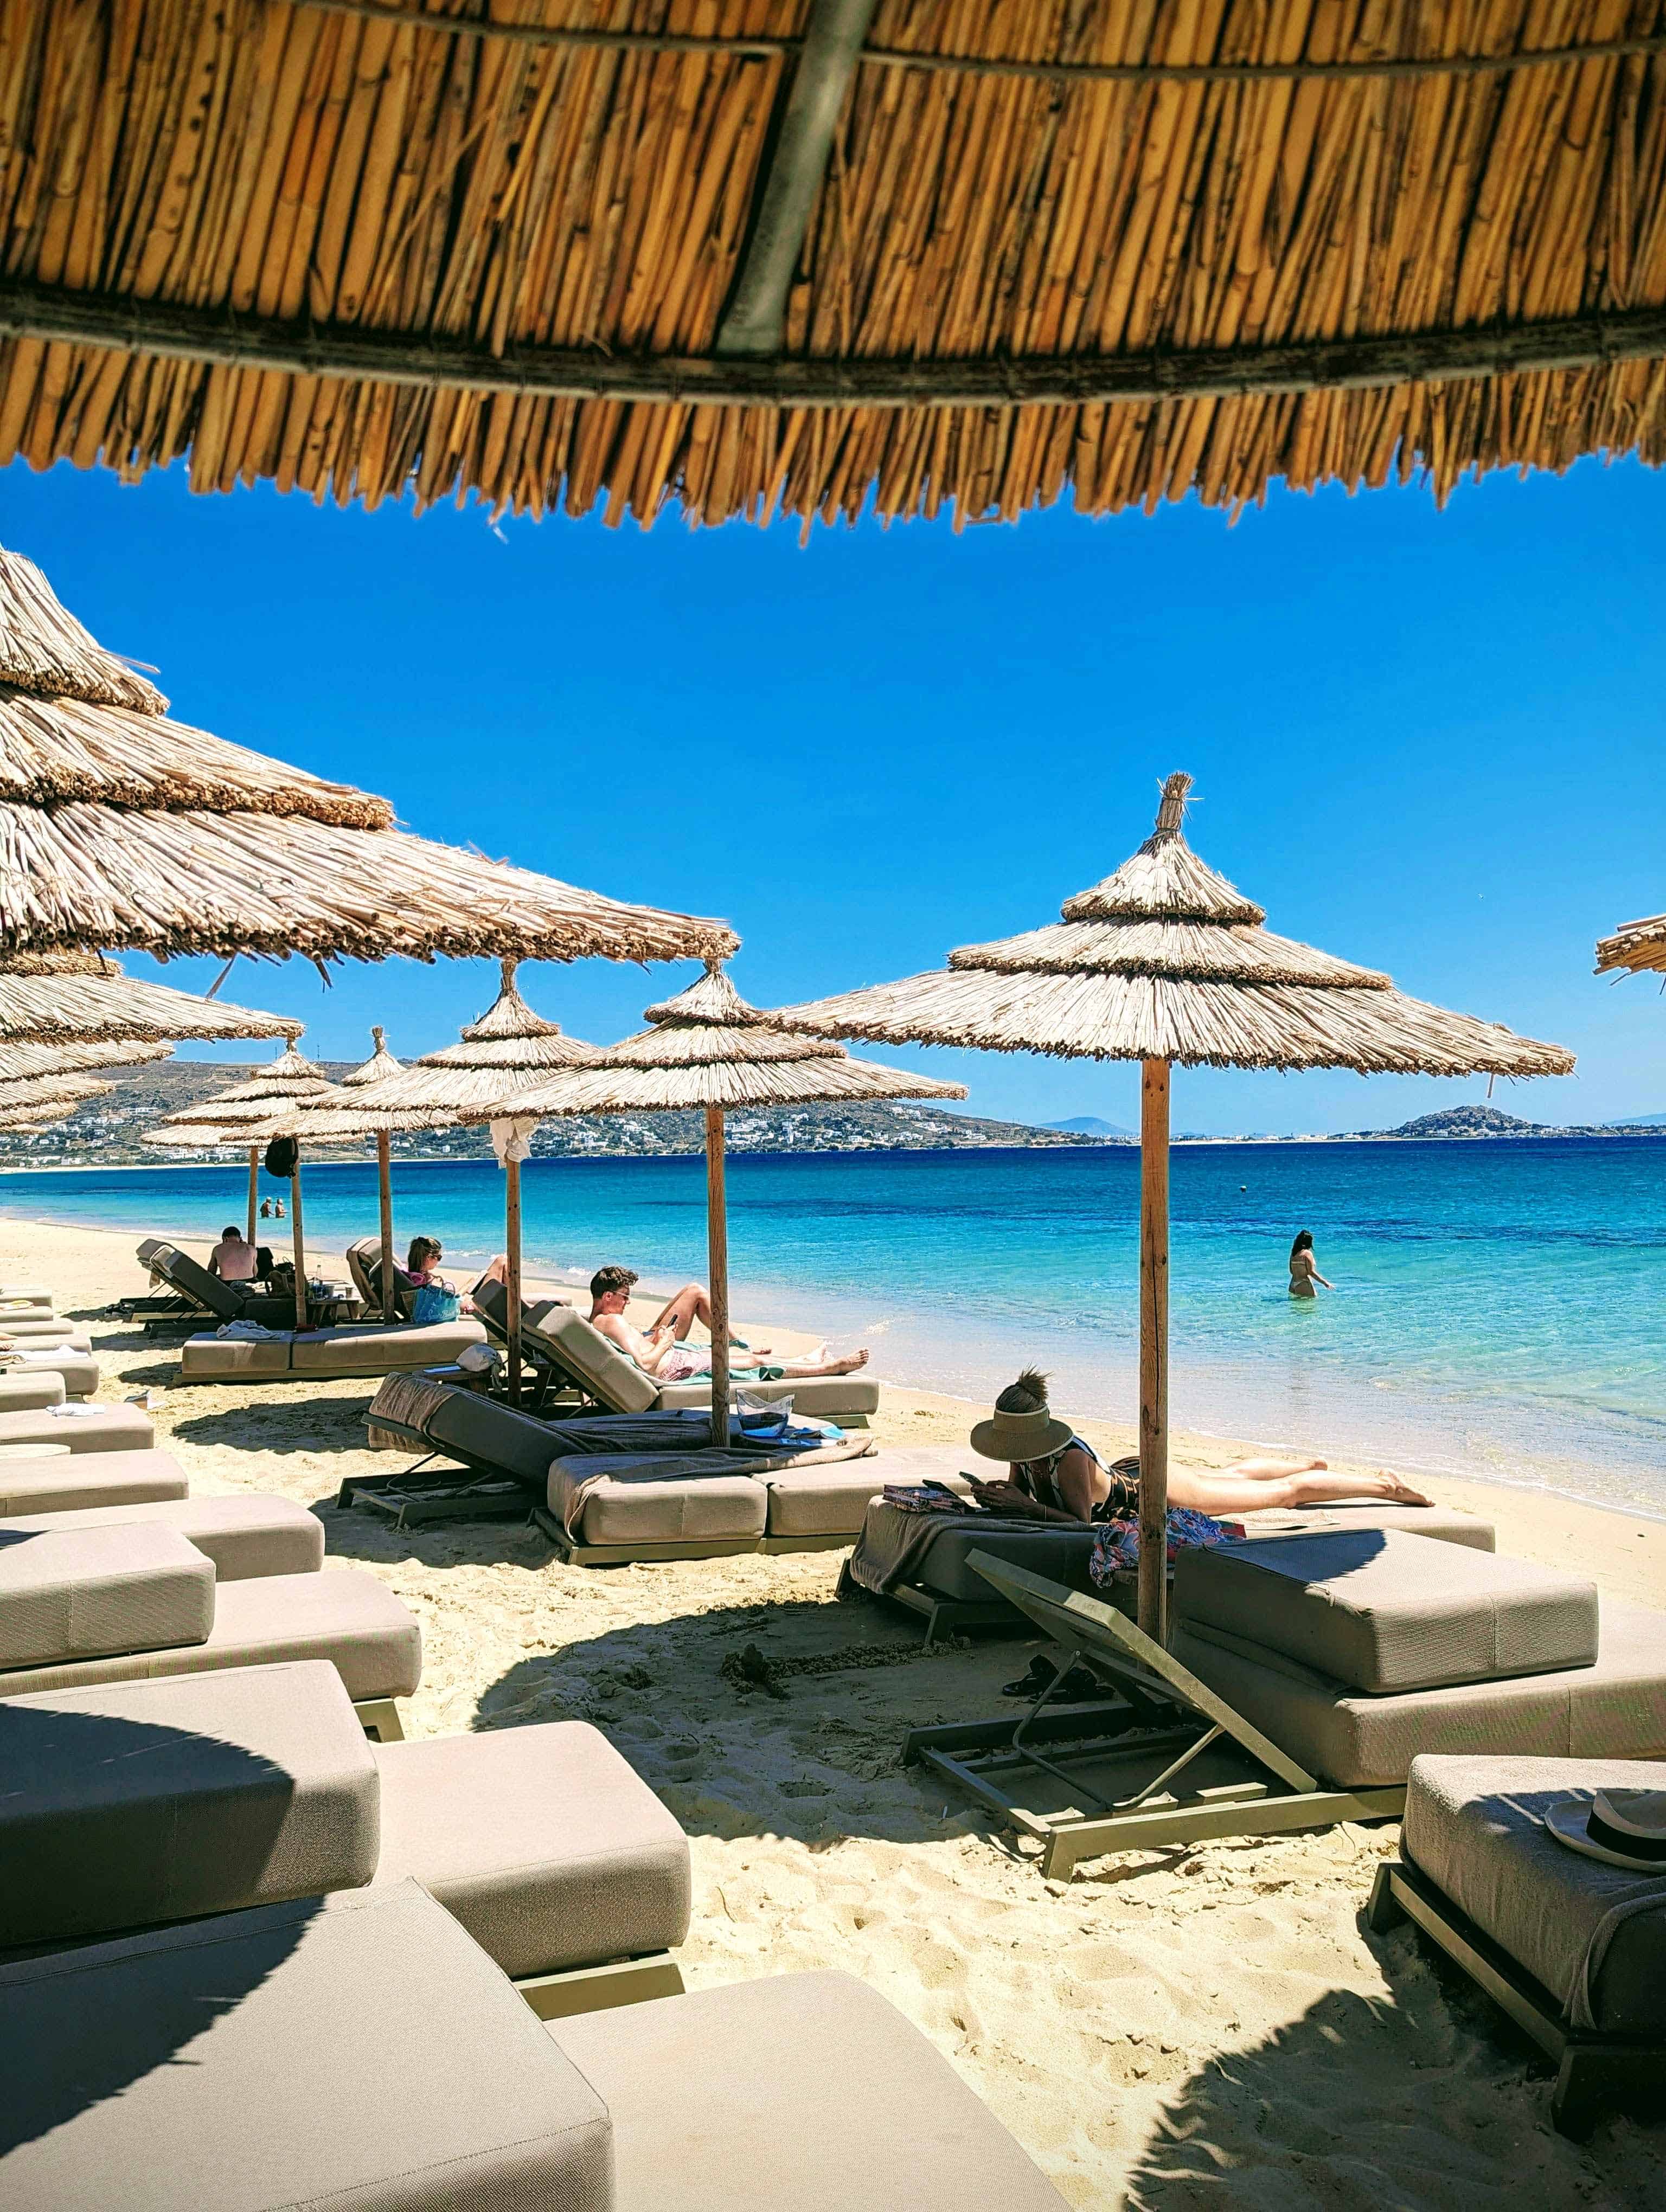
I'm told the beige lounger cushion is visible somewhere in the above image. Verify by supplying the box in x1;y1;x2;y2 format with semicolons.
0;1447;188;1515
0;1495;323;1581
0;1348;98;1397
0;1323;92;1349
1402;1752;1666;2036
0;1525;214;1671
763;1458;909;1539
0;1400;155;1455
0;1284;53;1306
572;1463;767;1546
657;1373;880;1418
552;1969;1069;2211
1174;1598;1666;1790
179;1320;487;1380
373;1720;691;1977
534;1303;661;1411
0;1881;612;2212
0;1368;66;1412
1175;1530;1597;1693
0;1662;379;1951
0;1564;421;1703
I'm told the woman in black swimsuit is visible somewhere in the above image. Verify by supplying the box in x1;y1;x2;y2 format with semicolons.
966;1367;1428;1521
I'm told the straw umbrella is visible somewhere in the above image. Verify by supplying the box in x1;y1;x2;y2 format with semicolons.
776;773;1575;1638
0;1072;117;1118
0;951;300;1047
142;1041;335;1323
274;965;602;1388
1595;914;1666;980
0;1038;172;1078
461;962;967;1447
0;546;735;971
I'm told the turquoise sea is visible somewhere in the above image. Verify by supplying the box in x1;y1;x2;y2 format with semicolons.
4;1140;1664;1519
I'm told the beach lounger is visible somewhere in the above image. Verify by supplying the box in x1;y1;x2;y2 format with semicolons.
523;1300;882;1425
177;1315;489;1383
1368;1752;1666;2137
905;1532;1666;1876
0;1878;1068;2210
0;1447;187;1515
0;1525;419;1740
0;1658;689;2015
845;1457;1497;1646
0;1282;54;1309
344;1236;413;1319
0;1319;92;1347
0;1495;322;1580
126;1240;297;1332
0;1400;155;1455
1;1346;98;1398
0;1368;69;1412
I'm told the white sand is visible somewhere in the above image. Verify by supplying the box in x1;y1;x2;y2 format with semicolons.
5;1215;1664;2207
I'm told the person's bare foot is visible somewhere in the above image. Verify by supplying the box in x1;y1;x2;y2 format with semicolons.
825;1347;869;1375
1383;1471;1431;1505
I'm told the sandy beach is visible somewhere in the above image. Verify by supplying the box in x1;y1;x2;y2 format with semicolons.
6;1212;1664;2209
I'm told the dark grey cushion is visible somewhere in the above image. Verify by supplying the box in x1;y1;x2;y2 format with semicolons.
0;1526;214;1671
1175;1529;1597;1693
0;1661;378;1951
1404;1752;1666;2035
0;1881;613;2210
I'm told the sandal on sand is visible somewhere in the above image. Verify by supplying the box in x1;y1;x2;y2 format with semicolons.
1000;1657;1102;1702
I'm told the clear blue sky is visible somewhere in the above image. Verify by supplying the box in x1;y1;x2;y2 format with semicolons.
4;452;1663;1134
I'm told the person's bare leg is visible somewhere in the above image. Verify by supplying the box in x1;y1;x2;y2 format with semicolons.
651;1281;770;1354
778;1347;869;1378
1235;1454;1328;1478
476;1254;509;1288
1171;1462;1430;1516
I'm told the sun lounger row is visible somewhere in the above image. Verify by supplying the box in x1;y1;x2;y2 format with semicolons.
124;1237;300;1329
178;1314;490;1381
0;1398;156;1454
907;1528;1666;1876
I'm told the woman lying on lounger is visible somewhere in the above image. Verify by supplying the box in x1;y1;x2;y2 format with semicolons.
964;1367;1428;1523
586;1264;870;1380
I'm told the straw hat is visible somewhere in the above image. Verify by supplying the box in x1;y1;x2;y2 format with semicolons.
1545;1789;1666;1872
970;1402;1074;1465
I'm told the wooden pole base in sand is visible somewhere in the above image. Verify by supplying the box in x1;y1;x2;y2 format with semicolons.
1138;1058;1170;1643
706;1104;729;1451
376;1131;395;1323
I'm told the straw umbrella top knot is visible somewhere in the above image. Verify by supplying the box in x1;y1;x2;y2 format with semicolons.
0;548;167;715
1061;771;1264;928
342;1025;403;1085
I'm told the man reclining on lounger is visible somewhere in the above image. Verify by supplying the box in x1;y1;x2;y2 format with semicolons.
586;1265;869;1381
964;1367;1429;1522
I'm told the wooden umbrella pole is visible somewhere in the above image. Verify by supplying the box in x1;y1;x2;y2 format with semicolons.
505;1154;523;1404
705;1104;729;1450
376;1131;395;1322
290;1160;308;1330
1137;1058;1171;1643
246;1146;258;1245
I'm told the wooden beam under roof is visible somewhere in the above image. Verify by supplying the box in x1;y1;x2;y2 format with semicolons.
2;282;1662;411
714;0;880;359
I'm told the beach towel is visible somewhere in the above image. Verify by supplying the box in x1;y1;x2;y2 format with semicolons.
366;1369;470;1451
845;1499;1059;1599
1088;1508;1231;1583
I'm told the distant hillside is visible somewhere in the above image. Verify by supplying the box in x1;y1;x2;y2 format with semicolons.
1045;1115;1135;1139
1608;1111;1666;1128
1343;1104;1665;1142
0;1060;1113;1167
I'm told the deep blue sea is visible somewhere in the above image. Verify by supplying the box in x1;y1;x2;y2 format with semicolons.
4;1139;1664;1517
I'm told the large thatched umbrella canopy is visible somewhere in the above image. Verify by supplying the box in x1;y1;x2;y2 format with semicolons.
0;1071;116;1118
0;548;736;969
3;8;1663;524
778;773;1574;1637
464;961;966;1445
1595;914;1666;980
143;1041;336;1316
0;1038;171;1079
0;951;301;1047
271;964;603;1382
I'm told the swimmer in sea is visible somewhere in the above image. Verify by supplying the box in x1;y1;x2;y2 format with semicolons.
1288;1229;1332;1299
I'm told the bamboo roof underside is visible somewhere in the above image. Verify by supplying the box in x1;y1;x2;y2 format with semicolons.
0;548;735;964
778;772;1576;1077
1;1;1663;528
278;959;602;1133
0;1071;117;1115
0;1038;172;1079
467;960;967;1115
0;951;302;1045
1594;911;1666;976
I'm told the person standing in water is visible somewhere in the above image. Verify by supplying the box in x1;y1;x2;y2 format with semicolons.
1287;1230;1332;1298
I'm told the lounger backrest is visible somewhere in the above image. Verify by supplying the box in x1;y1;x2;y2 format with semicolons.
145;1243;242;1320
423;1390;571;1490
526;1304;659;1414
344;1240;379;1309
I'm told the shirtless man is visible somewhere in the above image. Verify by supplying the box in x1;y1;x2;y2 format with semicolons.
586;1265;869;1380
208;1225;259;1283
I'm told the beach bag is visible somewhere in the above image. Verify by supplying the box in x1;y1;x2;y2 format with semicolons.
734;1388;793;1442
412;1281;461;1325
263;1136;298;1178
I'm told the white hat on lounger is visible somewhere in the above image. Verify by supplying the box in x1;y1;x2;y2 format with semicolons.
1545;1787;1666;1872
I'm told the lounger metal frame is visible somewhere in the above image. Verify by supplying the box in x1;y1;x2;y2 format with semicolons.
354;1697;405;1742
515;1951;684;2019
1367;1858;1664;2138
840;1559;1022;1650
904;1554;1402;1876
341;1410;537;1529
